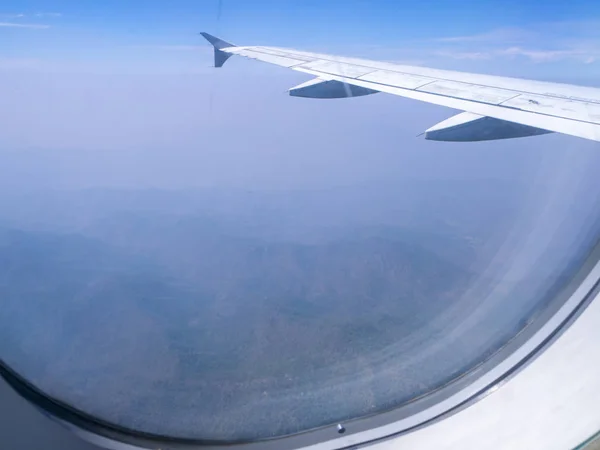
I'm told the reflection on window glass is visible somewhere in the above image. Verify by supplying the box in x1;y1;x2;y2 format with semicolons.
1;146;599;439
1;0;600;443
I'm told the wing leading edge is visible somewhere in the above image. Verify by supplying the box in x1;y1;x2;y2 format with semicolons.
201;32;600;143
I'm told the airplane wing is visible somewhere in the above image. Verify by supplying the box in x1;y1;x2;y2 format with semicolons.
200;32;600;143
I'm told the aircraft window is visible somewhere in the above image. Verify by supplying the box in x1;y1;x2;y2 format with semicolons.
1;1;600;447
2;150;599;443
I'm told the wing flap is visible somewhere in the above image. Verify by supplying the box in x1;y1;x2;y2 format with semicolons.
501;94;600;124
229;48;309;67
251;47;318;62
358;70;436;89
296;60;376;78
416;81;519;105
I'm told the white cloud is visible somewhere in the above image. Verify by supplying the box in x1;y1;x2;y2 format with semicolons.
34;12;62;18
0;13;25;19
436;46;599;64
1;12;61;18
434;27;538;45
434;51;492;61
0;11;60;28
0;22;49;29
432;20;600;65
498;46;597;63
0;11;61;21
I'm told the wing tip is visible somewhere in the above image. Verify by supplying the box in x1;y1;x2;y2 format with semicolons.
200;32;236;68
200;32;235;50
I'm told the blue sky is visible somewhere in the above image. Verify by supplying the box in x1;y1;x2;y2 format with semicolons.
2;0;600;75
0;0;599;191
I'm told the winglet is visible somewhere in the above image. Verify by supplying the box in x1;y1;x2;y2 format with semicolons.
200;32;236;68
